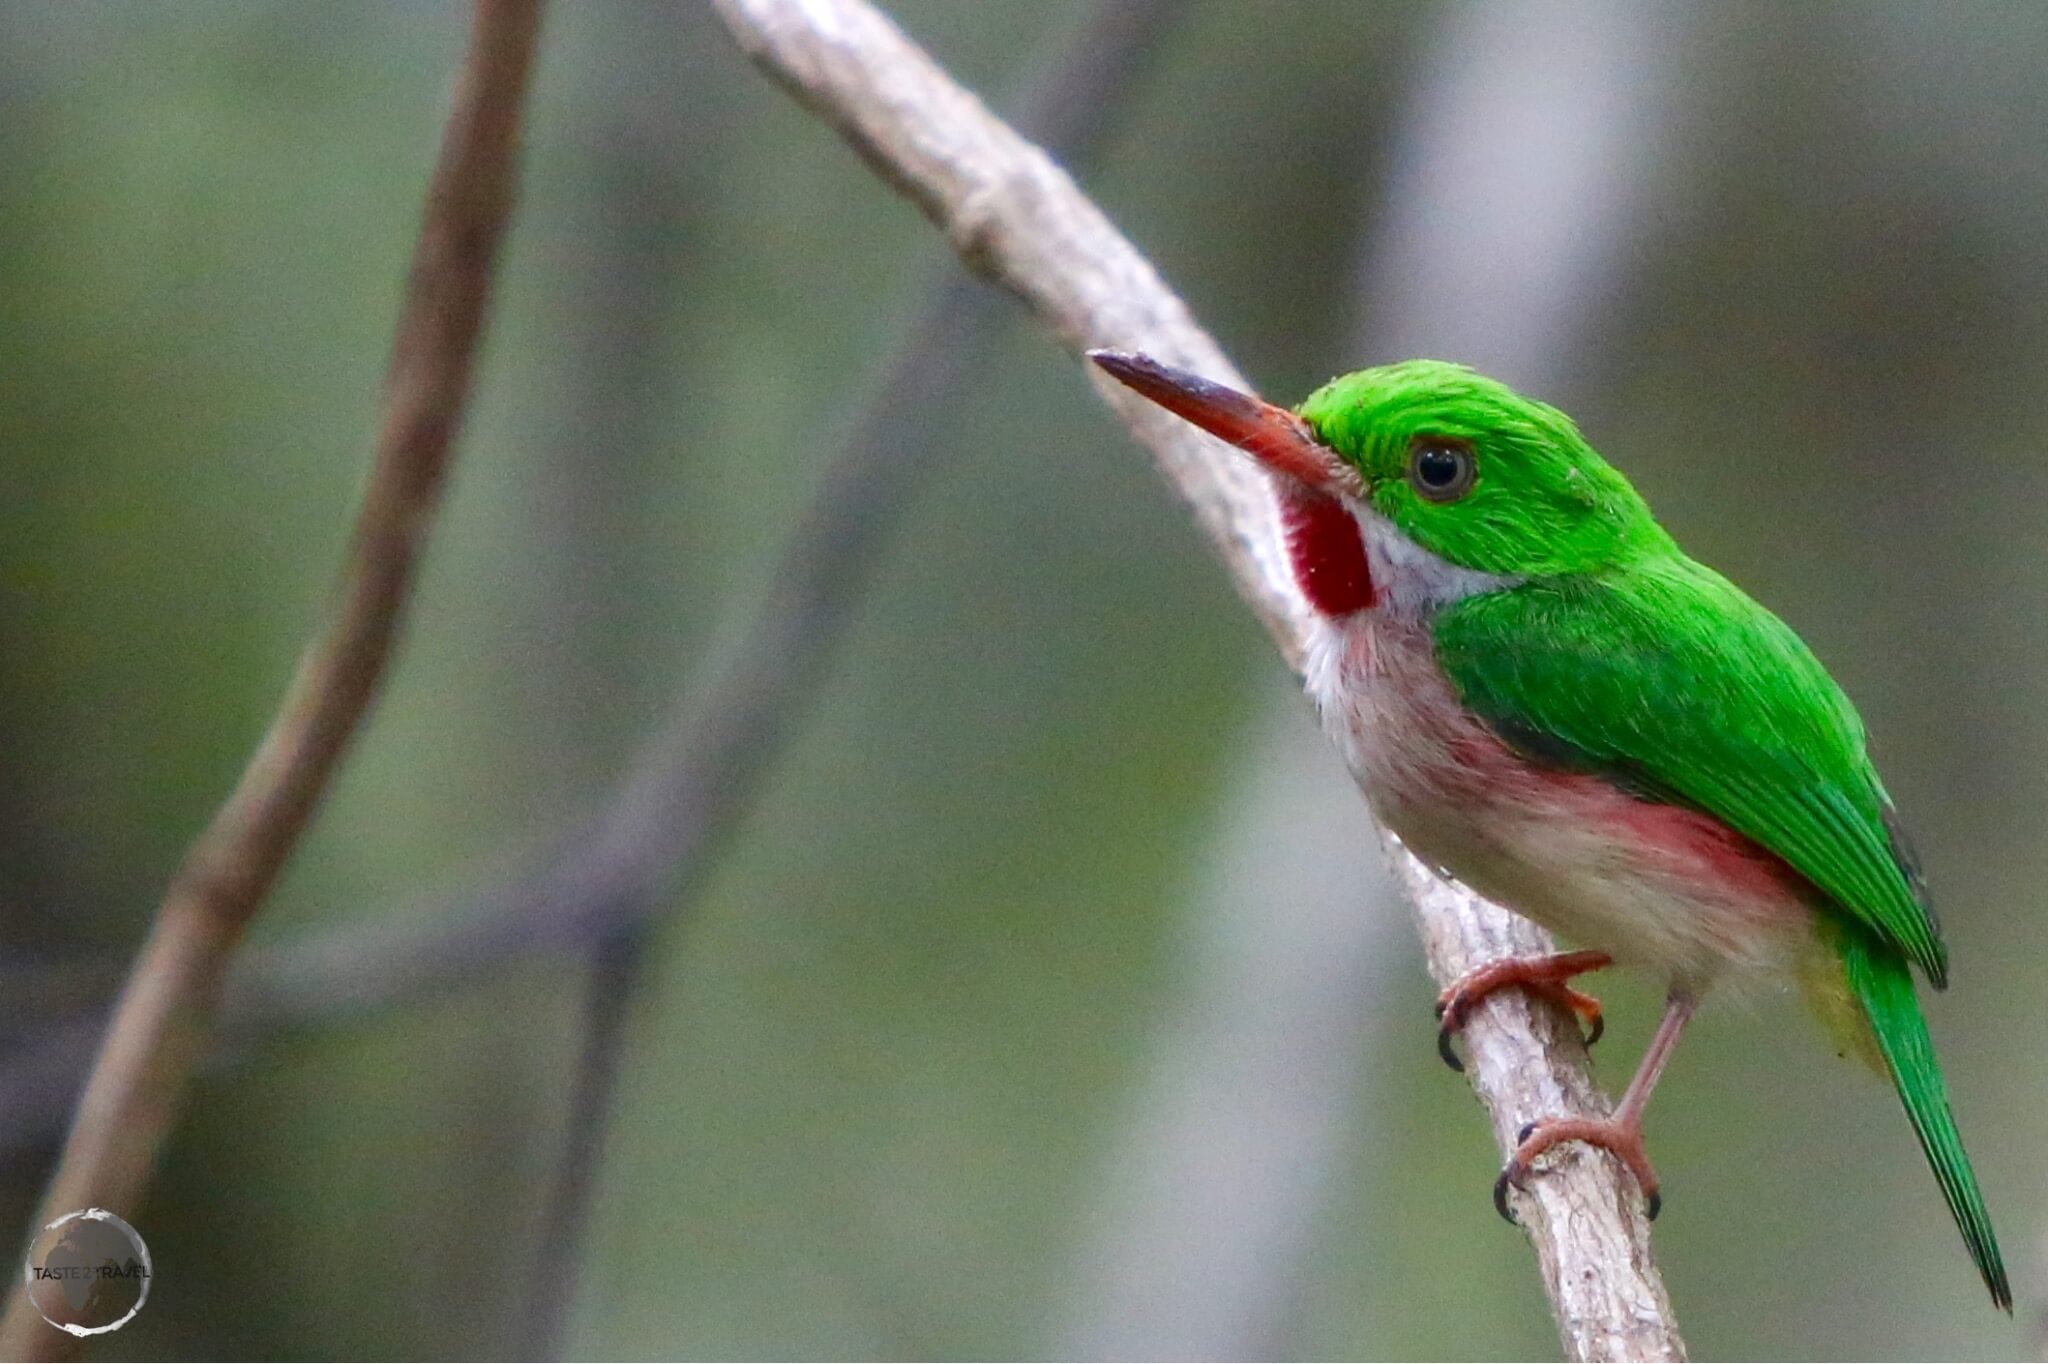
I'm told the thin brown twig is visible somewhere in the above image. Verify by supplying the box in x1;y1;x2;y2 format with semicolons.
0;0;544;1355
707;0;1683;1358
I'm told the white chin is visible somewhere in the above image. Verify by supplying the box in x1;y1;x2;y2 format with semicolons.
1348;499;1519;614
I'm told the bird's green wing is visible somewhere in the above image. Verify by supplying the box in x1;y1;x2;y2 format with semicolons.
1432;556;1947;985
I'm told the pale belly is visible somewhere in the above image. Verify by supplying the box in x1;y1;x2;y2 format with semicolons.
1305;611;1820;990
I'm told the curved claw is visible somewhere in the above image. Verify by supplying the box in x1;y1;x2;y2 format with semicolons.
1646;1188;1662;1221
1583;1009;1604;1048
1493;1168;1520;1224
1437;1023;1466;1072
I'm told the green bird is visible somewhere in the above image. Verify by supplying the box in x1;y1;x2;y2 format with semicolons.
1090;349;2008;1310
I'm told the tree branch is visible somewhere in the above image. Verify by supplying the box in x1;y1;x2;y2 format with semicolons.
0;1;544;1355
708;0;1683;1357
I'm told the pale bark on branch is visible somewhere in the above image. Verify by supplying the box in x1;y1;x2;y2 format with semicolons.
0;1;543;1356
709;1;1685;1358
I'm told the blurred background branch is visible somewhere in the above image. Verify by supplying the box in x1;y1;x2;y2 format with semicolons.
515;2;1180;1354
0;0;544;1356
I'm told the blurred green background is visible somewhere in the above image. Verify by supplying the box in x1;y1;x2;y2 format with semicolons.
4;1;2046;1358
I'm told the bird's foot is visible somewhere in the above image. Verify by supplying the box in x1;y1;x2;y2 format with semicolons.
1434;949;1612;1071
1492;1113;1662;1224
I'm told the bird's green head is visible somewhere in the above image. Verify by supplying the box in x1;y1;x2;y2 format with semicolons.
1090;352;1669;580
1297;360;1666;576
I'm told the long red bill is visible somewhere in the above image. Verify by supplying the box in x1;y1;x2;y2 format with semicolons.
1089;348;1376;615
1087;349;1357;496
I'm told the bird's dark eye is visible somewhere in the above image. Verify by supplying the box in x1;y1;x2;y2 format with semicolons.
1408;438;1476;502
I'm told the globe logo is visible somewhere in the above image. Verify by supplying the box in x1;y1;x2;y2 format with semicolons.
22;1209;151;1338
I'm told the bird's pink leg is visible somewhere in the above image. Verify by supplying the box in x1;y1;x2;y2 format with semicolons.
1494;990;1699;1223
1435;949;1612;1071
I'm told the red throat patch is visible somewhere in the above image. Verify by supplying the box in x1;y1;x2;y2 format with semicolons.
1278;484;1375;615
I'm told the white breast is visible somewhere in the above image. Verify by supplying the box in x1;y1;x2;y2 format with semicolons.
1300;505;1815;990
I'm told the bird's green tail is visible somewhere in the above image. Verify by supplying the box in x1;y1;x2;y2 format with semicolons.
1842;928;2011;1311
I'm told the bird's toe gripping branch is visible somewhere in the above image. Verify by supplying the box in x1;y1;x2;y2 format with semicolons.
1433;949;1613;1072
1494;1114;1664;1225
